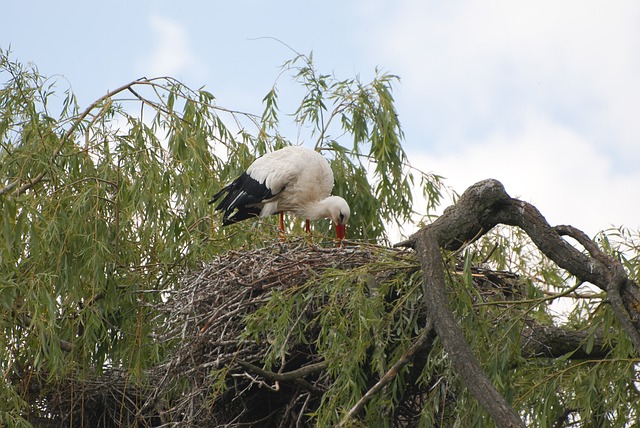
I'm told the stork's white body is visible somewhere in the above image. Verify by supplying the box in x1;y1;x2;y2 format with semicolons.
210;146;350;238
248;146;335;219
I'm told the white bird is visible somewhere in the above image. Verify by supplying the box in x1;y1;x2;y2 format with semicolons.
209;146;350;241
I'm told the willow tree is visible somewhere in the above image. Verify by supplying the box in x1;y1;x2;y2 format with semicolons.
1;48;640;427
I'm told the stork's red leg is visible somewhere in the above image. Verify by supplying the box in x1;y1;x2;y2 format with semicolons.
279;212;285;241
305;219;313;243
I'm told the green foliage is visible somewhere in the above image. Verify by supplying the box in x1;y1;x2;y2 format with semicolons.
459;226;640;427
2;46;640;427
243;248;425;426
0;48;441;424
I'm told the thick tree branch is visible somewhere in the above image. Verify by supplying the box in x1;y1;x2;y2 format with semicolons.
490;194;640;352
520;322;612;359
401;179;640;343
236;360;327;395
414;230;525;427
399;178;640;428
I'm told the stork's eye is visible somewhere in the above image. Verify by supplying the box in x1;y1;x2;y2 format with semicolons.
339;213;345;222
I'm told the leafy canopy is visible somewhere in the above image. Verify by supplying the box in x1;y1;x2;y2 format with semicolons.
0;48;441;425
2;46;640;428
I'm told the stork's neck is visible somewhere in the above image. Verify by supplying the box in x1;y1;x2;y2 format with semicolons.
300;197;335;221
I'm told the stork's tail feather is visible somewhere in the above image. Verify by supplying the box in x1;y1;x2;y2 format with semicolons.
208;185;230;206
221;206;262;225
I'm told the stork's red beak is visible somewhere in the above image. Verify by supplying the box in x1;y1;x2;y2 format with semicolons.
336;224;346;241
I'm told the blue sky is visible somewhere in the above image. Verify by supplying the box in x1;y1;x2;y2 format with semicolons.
3;0;639;238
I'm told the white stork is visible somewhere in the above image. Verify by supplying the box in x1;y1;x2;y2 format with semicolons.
209;146;350;241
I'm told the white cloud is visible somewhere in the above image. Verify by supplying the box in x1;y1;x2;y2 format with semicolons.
357;0;640;241
135;15;203;79
407;112;640;238
363;0;640;157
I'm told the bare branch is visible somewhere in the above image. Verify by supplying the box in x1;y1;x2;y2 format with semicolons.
237;360;327;382
520;321;612;359
413;228;525;427
399;178;640;427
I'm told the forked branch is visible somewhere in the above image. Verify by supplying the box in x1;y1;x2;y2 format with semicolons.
397;178;640;428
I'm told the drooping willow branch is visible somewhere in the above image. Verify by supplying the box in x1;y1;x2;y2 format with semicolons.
336;318;435;427
397;178;640;428
0;77;164;197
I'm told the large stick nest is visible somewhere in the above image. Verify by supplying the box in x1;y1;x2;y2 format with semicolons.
30;240;523;427
152;240;392;426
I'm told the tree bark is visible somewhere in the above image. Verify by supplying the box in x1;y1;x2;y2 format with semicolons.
399;178;640;428
415;230;526;427
520;322;612;359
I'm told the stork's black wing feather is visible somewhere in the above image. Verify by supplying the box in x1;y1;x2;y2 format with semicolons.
209;173;275;225
219;206;263;225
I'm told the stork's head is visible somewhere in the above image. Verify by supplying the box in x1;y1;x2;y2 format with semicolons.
325;196;350;241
